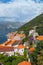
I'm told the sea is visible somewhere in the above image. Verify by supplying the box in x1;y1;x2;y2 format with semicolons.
0;30;16;44
0;21;25;44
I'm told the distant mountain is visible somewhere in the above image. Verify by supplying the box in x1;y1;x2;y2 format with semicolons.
0;22;25;35
18;13;43;35
0;21;25;43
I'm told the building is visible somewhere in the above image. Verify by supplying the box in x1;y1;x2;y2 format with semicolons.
29;47;35;52
29;29;39;37
14;35;21;41
0;33;26;56
29;29;39;44
16;34;25;40
18;61;31;65
36;36;43;41
14;44;25;56
29;30;36;36
0;46;14;56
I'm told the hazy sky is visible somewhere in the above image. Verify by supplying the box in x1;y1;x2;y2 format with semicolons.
0;0;43;22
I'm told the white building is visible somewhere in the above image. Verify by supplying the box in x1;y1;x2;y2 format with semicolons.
14;44;25;56
29;30;36;36
0;46;14;56
14;36;21;41
29;29;39;39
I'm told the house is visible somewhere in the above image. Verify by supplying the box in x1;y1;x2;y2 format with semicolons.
29;29;39;37
29;30;36;36
0;32;26;56
14;44;25;56
6;39;21;47
0;46;14;56
29;29;39;44
16;34;25;40
6;32;16;40
29;47;35;52
6;40;16;46
36;36;43;41
14;34;25;42
12;40;21;47
14;35;21;41
18;61;31;65
33;32;39;41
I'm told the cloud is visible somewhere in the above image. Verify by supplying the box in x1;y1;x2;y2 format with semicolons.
0;0;43;22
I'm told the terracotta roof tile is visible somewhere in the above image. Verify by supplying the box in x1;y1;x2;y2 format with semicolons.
29;47;35;52
0;46;14;52
18;44;25;49
6;40;16;45
18;61;31;65
16;34;25;38
37;36;43;40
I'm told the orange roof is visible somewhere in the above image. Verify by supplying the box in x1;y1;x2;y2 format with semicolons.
0;40;11;45
18;61;31;65
29;47;35;52
37;36;43;40
16;34;25;38
0;46;14;52
18;44;25;49
6;40;16;45
8;35;14;39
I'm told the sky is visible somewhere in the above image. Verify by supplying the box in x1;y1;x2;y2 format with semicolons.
0;0;43;22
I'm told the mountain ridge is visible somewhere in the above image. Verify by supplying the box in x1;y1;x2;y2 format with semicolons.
18;13;43;35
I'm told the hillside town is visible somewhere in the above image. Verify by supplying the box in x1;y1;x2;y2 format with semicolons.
0;28;43;65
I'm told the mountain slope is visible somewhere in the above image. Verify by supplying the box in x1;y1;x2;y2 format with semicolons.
18;13;43;35
0;22;24;35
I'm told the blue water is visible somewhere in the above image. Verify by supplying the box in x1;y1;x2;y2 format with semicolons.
0;35;7;44
0;30;15;44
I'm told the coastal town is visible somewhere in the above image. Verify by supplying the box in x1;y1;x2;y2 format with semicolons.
0;0;43;65
0;28;43;65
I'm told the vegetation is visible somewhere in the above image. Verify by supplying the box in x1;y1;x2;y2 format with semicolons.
29;41;43;65
0;41;43;65
18;13;43;35
0;49;27;65
0;55;26;65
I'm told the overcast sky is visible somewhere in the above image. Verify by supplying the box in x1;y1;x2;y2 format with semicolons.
0;0;43;22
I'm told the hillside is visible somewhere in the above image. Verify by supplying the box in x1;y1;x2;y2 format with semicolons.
18;13;43;35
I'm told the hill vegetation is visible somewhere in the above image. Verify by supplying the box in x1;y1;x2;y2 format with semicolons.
18;13;43;35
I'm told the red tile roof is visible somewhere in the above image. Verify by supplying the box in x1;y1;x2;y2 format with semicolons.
37;36;43;40
18;61;31;65
6;40;16;45
0;46;14;52
16;34;25;38
29;47;35;52
18;44;25;49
